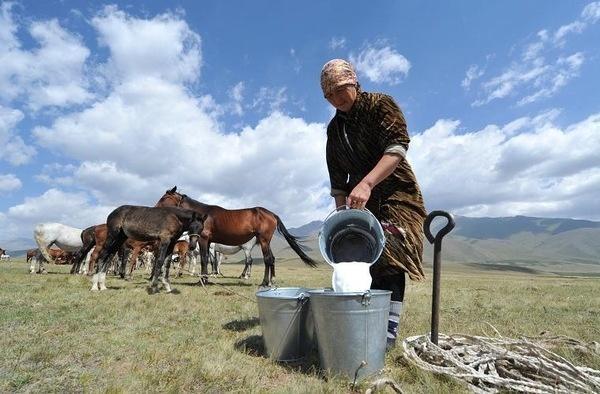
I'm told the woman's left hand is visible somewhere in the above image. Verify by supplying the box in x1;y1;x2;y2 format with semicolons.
347;181;371;209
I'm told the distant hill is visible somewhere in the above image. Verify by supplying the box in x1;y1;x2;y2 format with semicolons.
276;215;600;275
289;220;323;237
6;215;599;275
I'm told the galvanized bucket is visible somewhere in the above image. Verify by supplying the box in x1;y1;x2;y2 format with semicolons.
318;207;386;266
308;288;392;381
255;287;314;362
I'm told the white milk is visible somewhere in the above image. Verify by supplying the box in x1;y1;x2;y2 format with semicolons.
331;261;373;292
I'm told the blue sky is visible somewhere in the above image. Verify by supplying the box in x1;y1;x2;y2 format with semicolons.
1;1;599;249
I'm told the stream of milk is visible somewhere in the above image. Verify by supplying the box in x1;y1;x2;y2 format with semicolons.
331;261;373;292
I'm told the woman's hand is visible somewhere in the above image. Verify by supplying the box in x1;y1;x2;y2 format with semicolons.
347;181;372;209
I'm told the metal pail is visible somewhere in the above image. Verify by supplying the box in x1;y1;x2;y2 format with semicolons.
256;287;314;362
319;207;386;266
308;288;391;381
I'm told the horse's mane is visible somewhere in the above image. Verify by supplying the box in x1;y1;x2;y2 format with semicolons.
181;194;218;210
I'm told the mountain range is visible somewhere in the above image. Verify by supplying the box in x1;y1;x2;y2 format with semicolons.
5;215;600;275
279;215;600;276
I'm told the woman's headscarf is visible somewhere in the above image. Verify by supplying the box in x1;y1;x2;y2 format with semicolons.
320;59;357;97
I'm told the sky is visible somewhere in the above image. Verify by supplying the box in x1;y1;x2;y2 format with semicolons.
1;1;599;249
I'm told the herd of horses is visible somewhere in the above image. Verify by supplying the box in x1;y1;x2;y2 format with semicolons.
23;186;317;293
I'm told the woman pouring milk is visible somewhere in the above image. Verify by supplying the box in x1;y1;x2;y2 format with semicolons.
321;59;427;349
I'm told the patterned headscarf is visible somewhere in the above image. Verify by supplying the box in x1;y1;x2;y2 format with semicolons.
320;59;357;97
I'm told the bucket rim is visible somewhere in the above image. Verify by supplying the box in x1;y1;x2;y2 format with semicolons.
318;207;386;266
255;287;313;299
307;288;392;297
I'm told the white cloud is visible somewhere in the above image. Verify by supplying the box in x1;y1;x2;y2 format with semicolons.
0;189;113;248
553;21;585;45
410;111;600;220
461;65;484;90
0;105;36;165
350;44;410;85
582;1;600;22
329;37;346;50
229;81;244;115
517;53;584;105
35;163;77;186
91;5;201;85
468;2;596;106
252;86;288;112
0;173;21;192
22;7;330;233
0;3;92;110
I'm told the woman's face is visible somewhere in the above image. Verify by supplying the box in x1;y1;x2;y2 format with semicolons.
325;84;357;113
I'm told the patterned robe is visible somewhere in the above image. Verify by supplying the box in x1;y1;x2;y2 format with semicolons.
326;90;426;281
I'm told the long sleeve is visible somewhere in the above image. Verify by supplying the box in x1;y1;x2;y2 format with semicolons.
326;132;348;197
374;95;410;158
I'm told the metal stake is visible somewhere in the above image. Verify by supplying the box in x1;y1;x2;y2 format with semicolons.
423;210;455;345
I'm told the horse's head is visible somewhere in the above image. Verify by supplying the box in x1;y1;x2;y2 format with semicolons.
155;186;184;207
187;212;207;251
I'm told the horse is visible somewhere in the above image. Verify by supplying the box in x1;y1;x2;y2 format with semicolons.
122;238;159;278
0;248;9;262
92;205;206;293
28;248;77;272
210;238;257;279
171;238;190;277
70;225;98;274
0;247;9;262
32;223;83;273
155;186;317;287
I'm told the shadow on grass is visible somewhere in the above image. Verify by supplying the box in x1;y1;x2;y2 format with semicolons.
177;280;254;288
234;335;266;358
223;317;260;331
465;262;540;274
234;334;321;376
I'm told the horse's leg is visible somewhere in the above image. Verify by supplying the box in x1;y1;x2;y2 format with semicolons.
216;252;224;276
190;249;198;276
93;232;126;291
29;253;39;274
160;240;178;293
127;247;141;280
88;244;102;277
258;237;275;287
149;241;170;293
81;248;93;275
180;251;187;277
209;247;218;277
198;237;210;285
241;248;253;279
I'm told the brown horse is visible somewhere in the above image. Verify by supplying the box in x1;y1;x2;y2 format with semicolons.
171;239;190;277
70;224;97;274
155;186;317;287
73;224;157;278
92;205;206;293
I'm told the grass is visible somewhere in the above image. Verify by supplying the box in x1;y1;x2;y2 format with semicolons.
0;258;598;393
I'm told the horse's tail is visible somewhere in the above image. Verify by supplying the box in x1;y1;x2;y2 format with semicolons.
34;225;55;264
275;215;318;267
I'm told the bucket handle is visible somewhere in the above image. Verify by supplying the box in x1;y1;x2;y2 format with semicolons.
323;205;376;223
361;290;372;306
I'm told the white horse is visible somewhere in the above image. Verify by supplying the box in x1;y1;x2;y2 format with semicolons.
210;238;258;279
32;223;83;273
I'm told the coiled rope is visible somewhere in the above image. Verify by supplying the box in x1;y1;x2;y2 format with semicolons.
401;332;600;393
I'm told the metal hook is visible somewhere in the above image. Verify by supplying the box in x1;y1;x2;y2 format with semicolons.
361;290;372;306
423;210;455;345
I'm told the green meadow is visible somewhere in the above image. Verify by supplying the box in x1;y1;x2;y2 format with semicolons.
0;258;598;393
